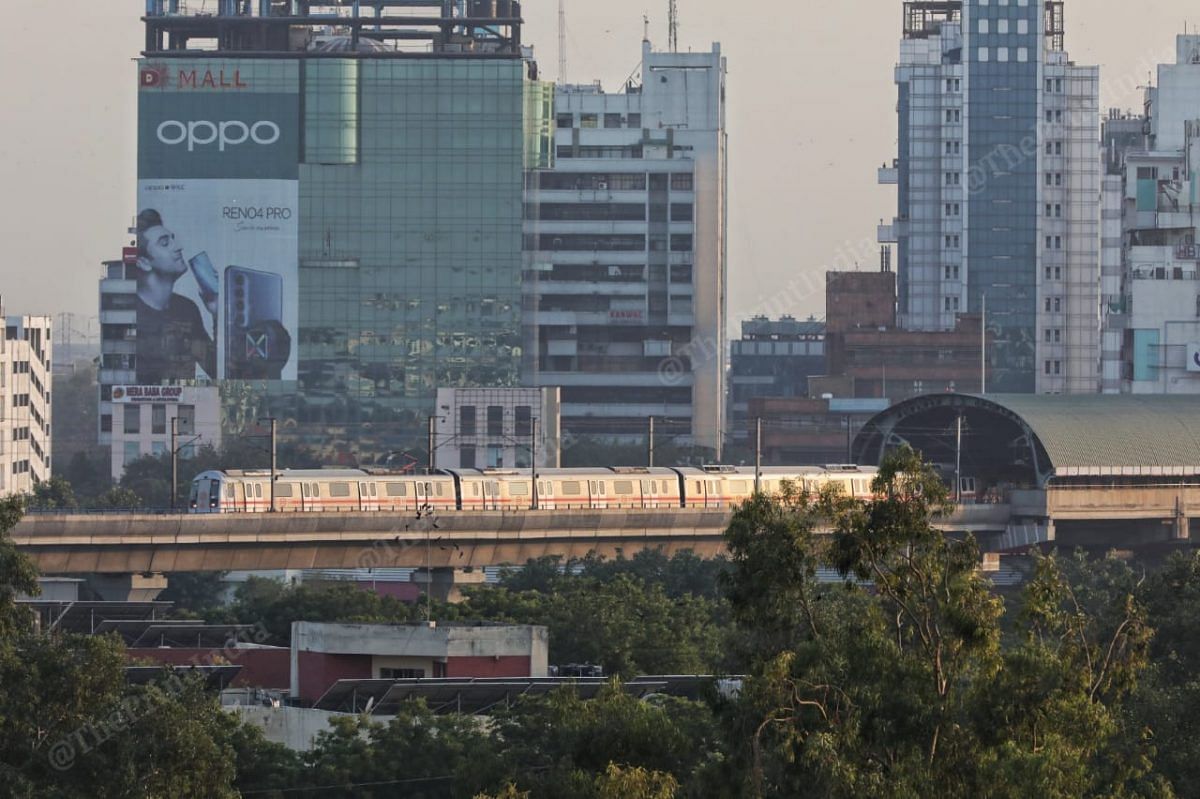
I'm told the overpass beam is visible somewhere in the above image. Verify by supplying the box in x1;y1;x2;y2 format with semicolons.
87;573;169;602
409;567;486;604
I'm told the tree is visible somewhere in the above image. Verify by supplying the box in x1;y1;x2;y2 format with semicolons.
492;681;727;798
594;764;679;799
0;493;285;797
25;476;79;512
159;571;230;616
720;447;1167;798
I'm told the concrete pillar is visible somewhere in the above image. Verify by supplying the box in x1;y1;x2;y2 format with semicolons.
88;573;169;602
409;567;486;603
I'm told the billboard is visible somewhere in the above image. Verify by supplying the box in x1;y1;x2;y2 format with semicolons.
136;60;299;384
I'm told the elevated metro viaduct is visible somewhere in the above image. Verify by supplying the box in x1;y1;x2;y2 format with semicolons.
853;393;1200;553
11;504;1010;601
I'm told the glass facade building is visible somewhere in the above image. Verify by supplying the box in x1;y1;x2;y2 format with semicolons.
889;1;1100;395
131;4;549;461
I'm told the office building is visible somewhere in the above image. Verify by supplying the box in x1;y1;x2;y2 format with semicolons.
1100;36;1200;393
129;1;550;462
729;317;825;444
99;254;222;479
523;39;727;453
0;299;52;496
884;1;1100;394
433;386;561;469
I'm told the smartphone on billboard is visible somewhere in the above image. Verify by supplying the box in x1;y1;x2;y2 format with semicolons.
224;266;289;380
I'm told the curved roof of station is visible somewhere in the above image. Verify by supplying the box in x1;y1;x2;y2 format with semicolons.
854;394;1200;480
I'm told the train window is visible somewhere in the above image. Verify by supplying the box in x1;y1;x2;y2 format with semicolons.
302;484;309;498
255;484;263;498
510;482;529;496
370;484;377;496
435;484;444;497
664;481;672;493
561;481;581;495
276;483;294;498
694;481;702;493
227;485;235;498
330;482;351;497
640;480;651;493
310;483;319;497
471;483;480;496
614;481;633;495
599;482;606;495
385;483;407;497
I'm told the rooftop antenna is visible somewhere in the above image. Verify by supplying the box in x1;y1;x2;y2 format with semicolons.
643;13;650;43
557;0;567;82
668;0;679;52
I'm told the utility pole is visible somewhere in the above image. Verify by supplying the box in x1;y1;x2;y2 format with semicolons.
754;417;762;494
845;416;853;464
530;416;539;510
427;415;437;473
648;416;655;468
981;293;987;395
955;413;963;504
170;416;178;512
269;417;277;513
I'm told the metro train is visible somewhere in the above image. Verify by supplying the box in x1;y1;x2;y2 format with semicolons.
188;465;880;514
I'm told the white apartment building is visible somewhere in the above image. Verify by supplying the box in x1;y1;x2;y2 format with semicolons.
523;39;727;453
433;387;561;470
99;255;221;480
1101;36;1200;394
0;300;52;496
885;1;1100;394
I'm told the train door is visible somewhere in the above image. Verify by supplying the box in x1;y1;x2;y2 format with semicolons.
640;479;653;509
487;480;501;510
538;479;555;510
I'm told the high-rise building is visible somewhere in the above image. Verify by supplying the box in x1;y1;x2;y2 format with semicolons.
1100;36;1200;394
884;1;1100;394
0;298;52;496
125;2;550;462
523;40;727;453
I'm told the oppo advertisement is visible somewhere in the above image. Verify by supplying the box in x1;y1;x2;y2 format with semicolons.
136;61;299;384
135;178;298;382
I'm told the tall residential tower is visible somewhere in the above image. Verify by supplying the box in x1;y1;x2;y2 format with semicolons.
884;1;1100;394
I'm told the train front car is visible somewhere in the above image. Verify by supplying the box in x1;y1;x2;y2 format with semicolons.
189;470;232;514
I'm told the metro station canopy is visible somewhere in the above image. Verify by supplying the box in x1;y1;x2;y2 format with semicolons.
853;394;1200;489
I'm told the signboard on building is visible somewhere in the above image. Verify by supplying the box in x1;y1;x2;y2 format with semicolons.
135;60;299;384
111;385;187;404
1188;343;1200;373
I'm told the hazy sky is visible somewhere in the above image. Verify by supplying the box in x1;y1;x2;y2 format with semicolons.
0;0;1196;333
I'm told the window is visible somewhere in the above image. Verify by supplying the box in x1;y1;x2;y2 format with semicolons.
330;482;351;497
275;483;294;498
1017;19;1029;34
100;414;112;433
123;441;141;464
459;446;476;469
555;113;573;128
670;173;693;191
514;406;532;438
627;113;642;128
580;113;598;128
561;481;581;495
978;19;989;33
487;406;503;437
603;113;623;128
380;668;425;680
487;445;503;469
385;482;408;497
151;404;166;436
1054;361;1062;375
459;405;476;436
997;47;1009;62
978;47;989;62
123;404;140;435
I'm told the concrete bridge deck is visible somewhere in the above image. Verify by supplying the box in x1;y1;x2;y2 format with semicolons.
10;505;1013;575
